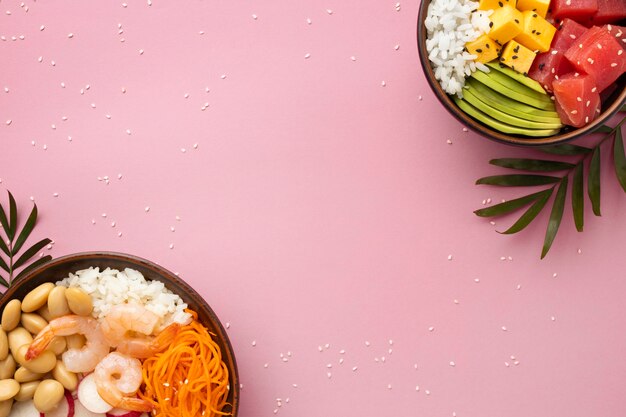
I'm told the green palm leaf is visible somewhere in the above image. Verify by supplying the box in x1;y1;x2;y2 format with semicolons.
489;158;575;172
12;204;38;254
7;191;17;241
474;190;548;217
539;144;592;156
572;163;584;232
500;188;553;235
542;177;568;259
13;238;52;270
476;174;561;187
15;255;52;282
588;147;601;216
613;127;626;193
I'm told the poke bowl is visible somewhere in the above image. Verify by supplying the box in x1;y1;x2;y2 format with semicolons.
417;0;626;146
0;252;239;417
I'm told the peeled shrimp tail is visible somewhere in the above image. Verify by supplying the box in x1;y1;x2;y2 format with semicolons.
115;323;181;358
153;323;181;351
25;324;55;360
96;388;154;413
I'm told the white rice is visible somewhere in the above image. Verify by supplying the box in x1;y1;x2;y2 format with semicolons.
56;267;192;330
425;0;492;97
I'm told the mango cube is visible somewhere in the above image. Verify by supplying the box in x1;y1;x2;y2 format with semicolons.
499;40;537;74
514;11;557;52
478;0;517;10
488;5;524;45
516;0;550;18
465;34;502;63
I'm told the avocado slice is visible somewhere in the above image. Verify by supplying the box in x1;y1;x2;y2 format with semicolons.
462;87;563;129
480;69;553;104
453;97;561;137
470;71;554;110
485;62;546;94
466;78;563;124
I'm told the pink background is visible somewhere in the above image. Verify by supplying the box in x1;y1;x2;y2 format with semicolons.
2;1;626;416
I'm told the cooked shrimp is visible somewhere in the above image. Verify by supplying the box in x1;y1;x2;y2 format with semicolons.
94;352;153;412
26;315;109;373
101;303;180;358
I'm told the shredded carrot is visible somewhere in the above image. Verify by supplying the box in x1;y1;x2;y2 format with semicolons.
139;310;231;417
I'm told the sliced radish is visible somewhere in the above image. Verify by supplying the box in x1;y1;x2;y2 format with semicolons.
73;401;106;417
43;390;72;417
9;400;40;417
105;409;142;417
77;374;113;414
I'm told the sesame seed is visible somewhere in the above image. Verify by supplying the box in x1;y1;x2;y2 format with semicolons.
586;100;591;107
352;366;358;371
449;361;455;367
68;33;74;38
591;87;597;92
585;116;589;123
610;63;617;67
326;9;333;14
304;53;311;59
576;97;582;102
571;110;578;114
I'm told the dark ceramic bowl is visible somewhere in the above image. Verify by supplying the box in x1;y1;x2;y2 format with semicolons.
0;252;239;416
417;0;626;146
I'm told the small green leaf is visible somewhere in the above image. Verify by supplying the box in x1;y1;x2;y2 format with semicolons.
539;144;593;156
490;158;575;172
474;190;548;217
476;174;561;187
613;127;626;193
572;163;584;232
14;255;52;282
0;203;9;242
12;204;37;254
0;238;9;257
499;188;553;234
542;177;568;259
7;191;17;241
595;125;613;133
0;275;8;288
588;147;601;216
13;238;51;270
0;256;9;274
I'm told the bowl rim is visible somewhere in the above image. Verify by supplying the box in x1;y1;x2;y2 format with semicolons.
416;2;626;147
0;251;240;416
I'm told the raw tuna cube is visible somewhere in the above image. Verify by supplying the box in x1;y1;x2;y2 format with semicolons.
589;0;626;25
529;50;575;91
551;19;588;52
606;24;626;40
551;0;598;21
565;25;626;92
553;73;601;127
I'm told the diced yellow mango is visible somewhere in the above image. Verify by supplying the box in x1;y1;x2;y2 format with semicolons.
499;40;537;74
478;0;517;10
488;5;524;45
514;11;557;52
516;0;550;18
465;34;501;63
